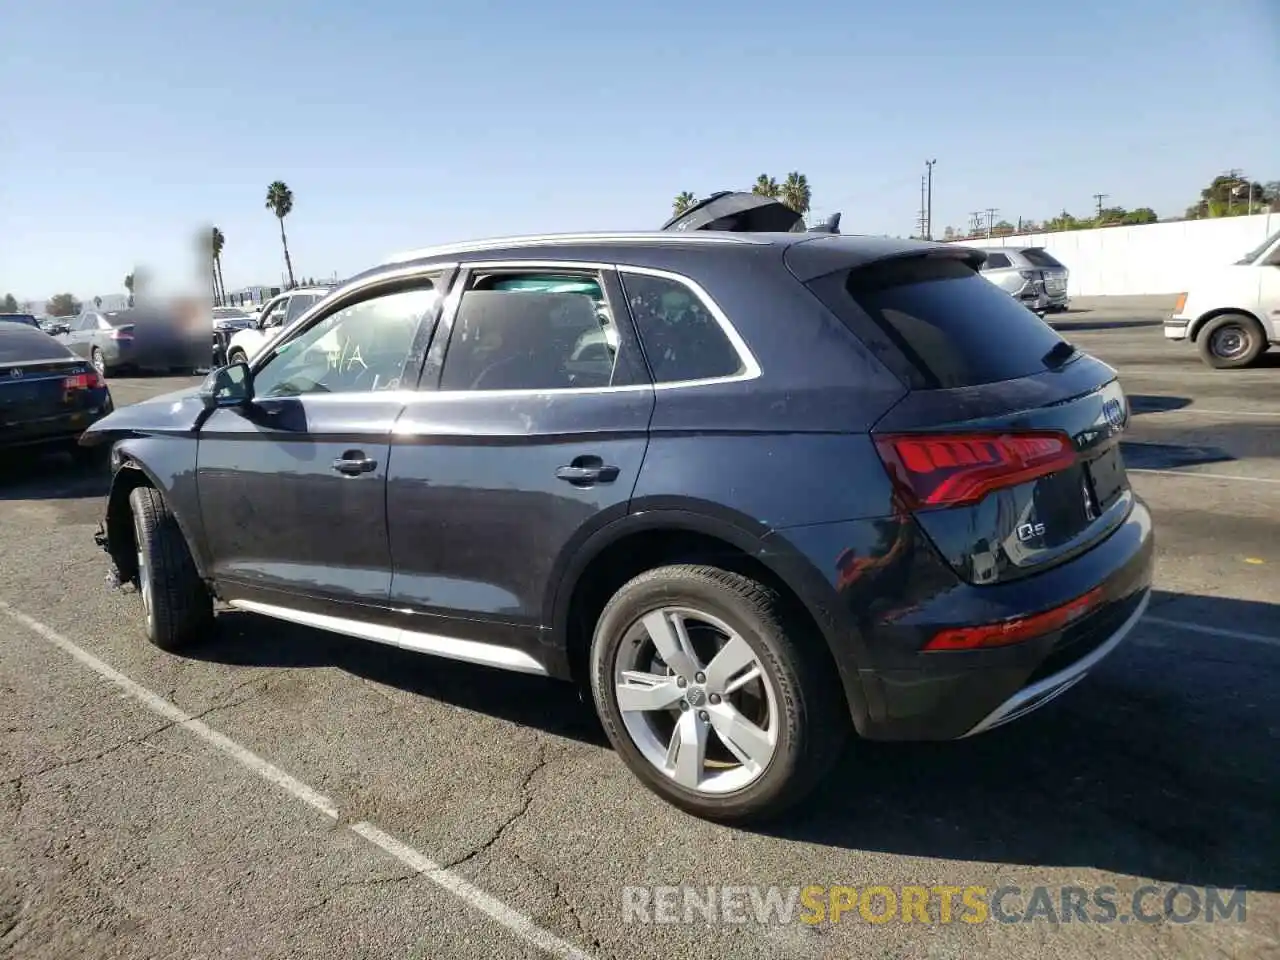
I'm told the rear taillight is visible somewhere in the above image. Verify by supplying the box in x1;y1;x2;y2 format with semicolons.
924;587;1103;651
109;326;134;341
63;371;103;390
874;431;1077;509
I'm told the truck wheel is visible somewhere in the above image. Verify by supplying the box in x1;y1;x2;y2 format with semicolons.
590;564;847;825
128;486;214;651
1197;313;1267;369
227;348;248;366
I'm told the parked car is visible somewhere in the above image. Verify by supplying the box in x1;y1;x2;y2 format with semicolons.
61;307;205;377
975;246;1070;314
1165;226;1280;368
0;313;41;328
83;206;1152;824
217;287;333;367
0;321;113;462
212;306;255;331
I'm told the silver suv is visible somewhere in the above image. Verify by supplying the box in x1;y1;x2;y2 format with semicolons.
976;246;1070;314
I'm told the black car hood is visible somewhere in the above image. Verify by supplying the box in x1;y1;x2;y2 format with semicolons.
80;384;205;446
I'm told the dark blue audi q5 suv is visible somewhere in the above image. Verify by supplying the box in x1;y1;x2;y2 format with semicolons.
83;217;1153;824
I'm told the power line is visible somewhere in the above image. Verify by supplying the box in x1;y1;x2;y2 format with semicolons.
925;160;937;240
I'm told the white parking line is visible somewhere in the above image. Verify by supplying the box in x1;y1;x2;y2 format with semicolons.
1134;408;1280;419
0;601;595;960
1142;615;1280;650
1129;468;1280;485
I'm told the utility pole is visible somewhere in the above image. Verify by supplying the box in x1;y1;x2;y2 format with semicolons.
984;207;998;239
969;211;983;237
917;175;927;239
1093;193;1108;219
925;159;937;240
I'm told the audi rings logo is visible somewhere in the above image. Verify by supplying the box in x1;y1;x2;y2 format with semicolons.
1102;397;1125;430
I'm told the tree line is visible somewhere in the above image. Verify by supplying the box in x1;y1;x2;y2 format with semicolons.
941;170;1279;241
673;172;813;220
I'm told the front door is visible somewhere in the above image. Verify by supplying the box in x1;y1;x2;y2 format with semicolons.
385;265;654;669
197;281;442;620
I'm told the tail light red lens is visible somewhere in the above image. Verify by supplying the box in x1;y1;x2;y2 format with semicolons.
63;371;103;390
109;326;134;341
874;431;1077;509
924;588;1104;651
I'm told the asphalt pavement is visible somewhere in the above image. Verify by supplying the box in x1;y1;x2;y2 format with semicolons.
1;298;1277;959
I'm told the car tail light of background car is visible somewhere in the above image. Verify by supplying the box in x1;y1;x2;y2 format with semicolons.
109;325;135;341
63;370;105;391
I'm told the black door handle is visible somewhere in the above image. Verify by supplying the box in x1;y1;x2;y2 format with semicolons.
332;452;377;476
556;456;619;486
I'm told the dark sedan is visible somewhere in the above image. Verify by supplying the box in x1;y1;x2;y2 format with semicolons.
0;313;41;328
0;322;114;461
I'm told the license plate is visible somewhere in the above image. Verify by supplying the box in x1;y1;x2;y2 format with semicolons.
1087;446;1126;509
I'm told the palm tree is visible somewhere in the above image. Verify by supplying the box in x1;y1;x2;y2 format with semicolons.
752;174;779;198
780;172;811;216
265;181;297;288
673;191;697;217
124;272;135;307
211;226;227;306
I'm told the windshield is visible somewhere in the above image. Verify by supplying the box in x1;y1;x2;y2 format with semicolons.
1237;228;1280;265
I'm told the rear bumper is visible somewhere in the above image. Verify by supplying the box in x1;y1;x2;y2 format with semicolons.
0;394;113;450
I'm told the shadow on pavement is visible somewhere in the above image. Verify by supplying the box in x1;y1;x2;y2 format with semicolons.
188;588;1278;892
1127;394;1193;415
0;452;112;501
1050;319;1164;331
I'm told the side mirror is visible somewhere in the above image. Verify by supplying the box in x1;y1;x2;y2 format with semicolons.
199;362;254;410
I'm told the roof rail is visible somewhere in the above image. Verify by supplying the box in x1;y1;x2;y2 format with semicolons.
382;231;766;265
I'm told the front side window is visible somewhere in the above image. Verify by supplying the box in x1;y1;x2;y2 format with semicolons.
252;286;437;397
619;272;743;384
260;298;289;329
438;273;620;391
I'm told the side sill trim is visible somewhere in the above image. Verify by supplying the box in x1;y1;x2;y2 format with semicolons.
227;599;549;676
960;588;1151;738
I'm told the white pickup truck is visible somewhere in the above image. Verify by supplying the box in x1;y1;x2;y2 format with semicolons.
223;286;332;365
1165;226;1280;368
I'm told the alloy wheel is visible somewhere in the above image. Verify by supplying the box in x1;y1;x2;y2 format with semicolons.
613;606;779;795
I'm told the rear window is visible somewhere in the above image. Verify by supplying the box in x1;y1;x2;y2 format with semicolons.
0;325;71;363
810;256;1067;389
0;314;38;327
1019;248;1063;268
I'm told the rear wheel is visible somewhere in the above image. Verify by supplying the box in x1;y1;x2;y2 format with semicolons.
128;486;213;651
227;348;248;366
590;564;846;824
90;347;107;378
1197;313;1267;369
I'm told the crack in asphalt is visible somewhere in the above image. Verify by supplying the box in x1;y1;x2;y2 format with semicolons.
441;742;552;871
290;873;420;922
2;691;266;802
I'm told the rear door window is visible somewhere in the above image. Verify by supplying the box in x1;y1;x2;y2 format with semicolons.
1019;248;1063;269
982;253;1012;270
808;256;1067;389
619;272;744;384
285;293;319;323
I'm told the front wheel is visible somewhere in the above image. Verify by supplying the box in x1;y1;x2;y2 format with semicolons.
590;564;847;825
1197;313;1267;369
227;348;248;366
129;486;214;651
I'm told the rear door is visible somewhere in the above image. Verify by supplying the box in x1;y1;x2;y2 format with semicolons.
196;278;442;618
800;248;1131;586
385;263;653;660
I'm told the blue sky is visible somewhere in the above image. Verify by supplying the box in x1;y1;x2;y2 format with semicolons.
2;0;1277;303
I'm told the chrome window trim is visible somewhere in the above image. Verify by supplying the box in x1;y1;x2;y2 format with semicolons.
249;258;762;402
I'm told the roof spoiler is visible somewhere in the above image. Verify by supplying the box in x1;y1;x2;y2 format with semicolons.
808;213;841;234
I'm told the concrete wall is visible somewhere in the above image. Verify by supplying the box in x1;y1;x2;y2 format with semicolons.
949;213;1278;297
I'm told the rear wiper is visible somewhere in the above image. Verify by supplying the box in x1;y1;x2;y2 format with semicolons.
1042;340;1078;369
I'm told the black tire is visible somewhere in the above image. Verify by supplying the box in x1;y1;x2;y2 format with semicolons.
90;347;107;379
1197;313;1268;369
590;564;847;825
227;348;248;366
128;486;213;651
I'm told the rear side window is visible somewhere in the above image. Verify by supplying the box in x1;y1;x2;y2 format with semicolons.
810;257;1066;389
285;294;318;323
1019;248;1063;268
619;272;742;383
983;253;1011;269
